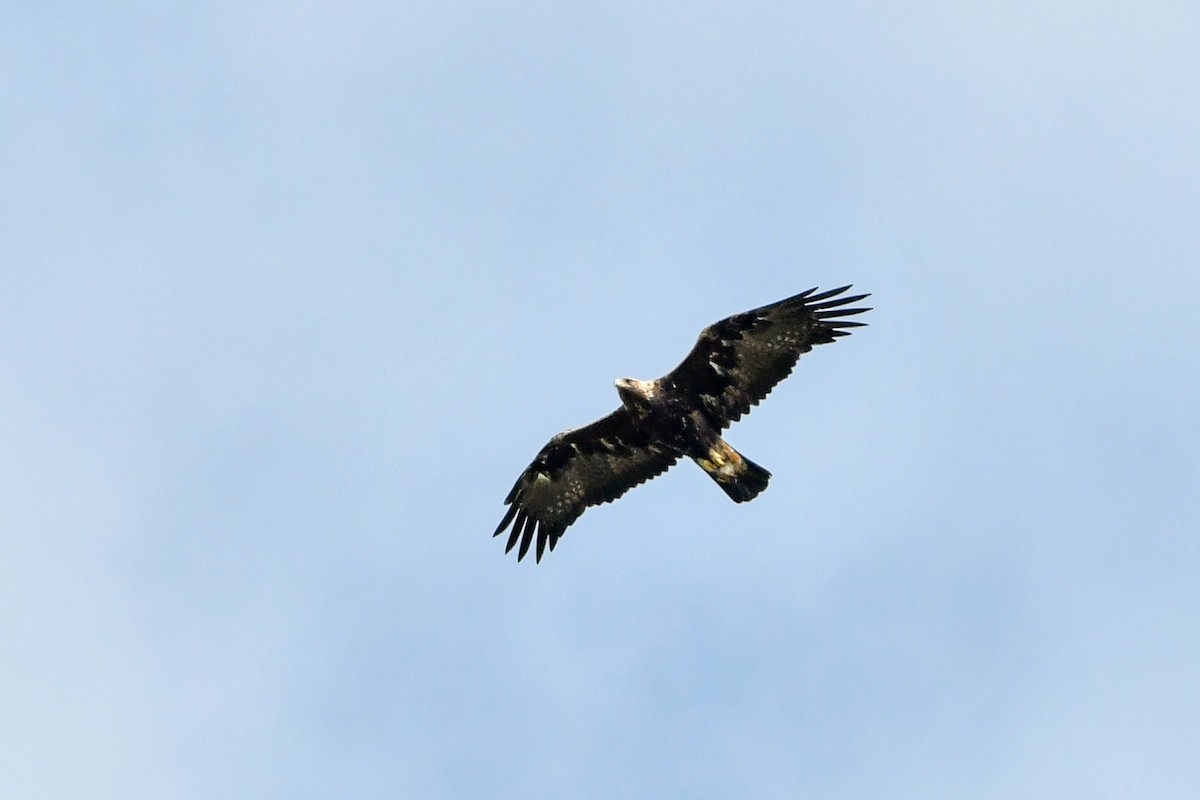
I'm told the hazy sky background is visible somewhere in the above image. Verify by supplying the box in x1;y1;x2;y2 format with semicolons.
4;2;1198;797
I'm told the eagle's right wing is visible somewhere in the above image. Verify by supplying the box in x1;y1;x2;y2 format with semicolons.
493;409;679;562
664;285;870;430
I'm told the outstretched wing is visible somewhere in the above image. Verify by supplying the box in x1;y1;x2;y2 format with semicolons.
664;285;870;430
493;409;679;562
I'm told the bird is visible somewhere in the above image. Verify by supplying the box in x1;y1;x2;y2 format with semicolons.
493;285;870;562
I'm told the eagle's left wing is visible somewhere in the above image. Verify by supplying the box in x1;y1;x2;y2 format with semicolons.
664;285;870;430
494;409;679;562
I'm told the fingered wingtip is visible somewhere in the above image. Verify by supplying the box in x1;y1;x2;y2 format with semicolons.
804;284;854;304
493;503;517;537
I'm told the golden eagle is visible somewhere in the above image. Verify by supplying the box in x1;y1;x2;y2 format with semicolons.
493;285;870;562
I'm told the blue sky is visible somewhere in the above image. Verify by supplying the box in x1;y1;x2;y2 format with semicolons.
3;2;1198;797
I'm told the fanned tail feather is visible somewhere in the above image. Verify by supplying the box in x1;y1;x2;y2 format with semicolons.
695;440;771;503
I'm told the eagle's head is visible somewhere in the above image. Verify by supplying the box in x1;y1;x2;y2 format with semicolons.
615;378;657;413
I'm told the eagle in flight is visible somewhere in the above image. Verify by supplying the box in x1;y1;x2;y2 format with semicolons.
493;285;870;562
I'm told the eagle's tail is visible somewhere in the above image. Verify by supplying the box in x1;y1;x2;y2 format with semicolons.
695;439;771;503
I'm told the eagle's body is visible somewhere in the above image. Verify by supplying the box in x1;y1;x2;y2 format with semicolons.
494;285;870;562
612;377;769;501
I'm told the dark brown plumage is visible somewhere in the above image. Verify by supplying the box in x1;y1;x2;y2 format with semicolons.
493;285;870;562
